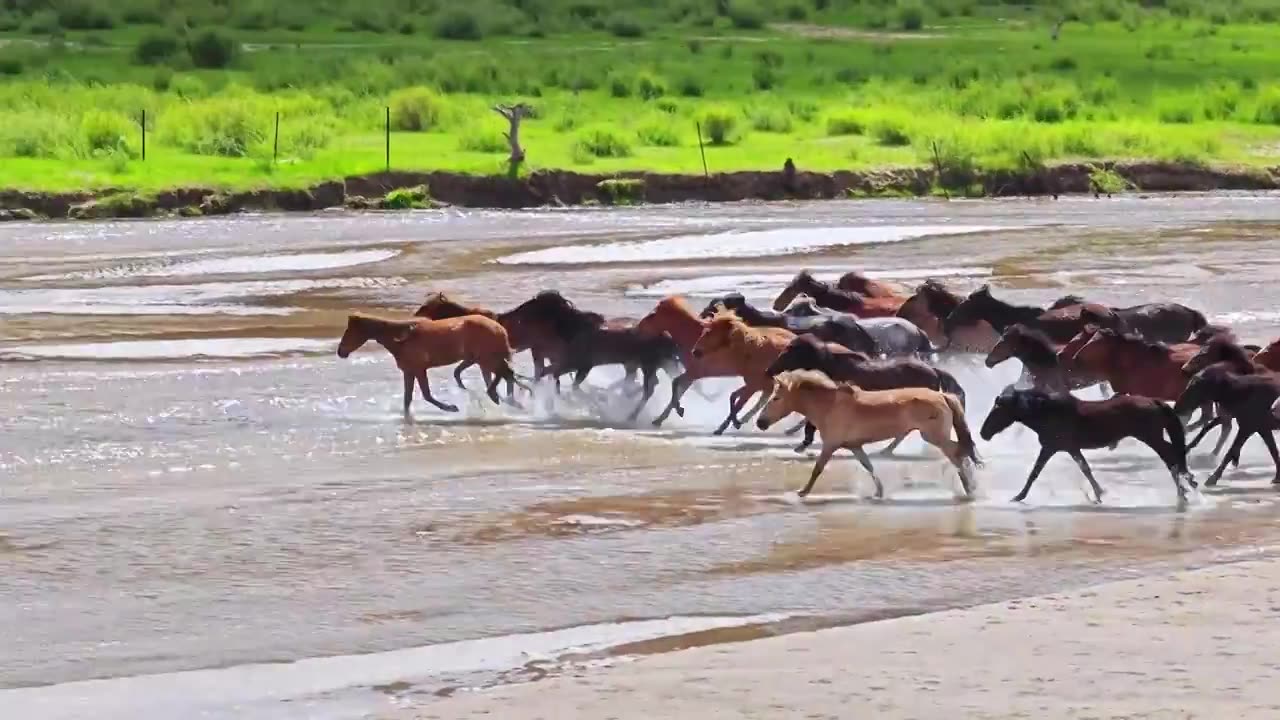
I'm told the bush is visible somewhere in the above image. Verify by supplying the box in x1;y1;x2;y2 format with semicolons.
637;72;667;100
134;31;182;65
1029;88;1081;123
1254;86;1280;125
0;111;75;159
57;1;117;30
896;0;925;30
24;10;60;34
170;74;208;99
607;12;646;37
699;107;738;146
434;8;482;40
655;98;679;114
607;72;633;98
389;87;447;131
752;64;779;91
157;96;267;157
788;99;818;122
749;106;793;133
188;29;237;69
870;114;913;146
637;122;681;147
825;111;866;136
80;110;138;157
1156;98;1198;124
574;127;632;158
384;185;431;209
458;129;508;153
677;75;705;97
785;2;809;21
726;0;766;29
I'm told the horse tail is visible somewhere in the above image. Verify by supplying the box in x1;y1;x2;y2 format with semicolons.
1158;402;1190;475
943;392;981;466
937;369;966;409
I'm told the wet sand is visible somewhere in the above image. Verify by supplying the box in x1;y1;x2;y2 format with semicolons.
4;196;1280;717
407;556;1280;720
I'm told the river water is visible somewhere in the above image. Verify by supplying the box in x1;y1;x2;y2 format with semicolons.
4;197;1280;719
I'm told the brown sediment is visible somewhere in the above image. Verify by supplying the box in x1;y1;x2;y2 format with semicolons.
2;161;1278;220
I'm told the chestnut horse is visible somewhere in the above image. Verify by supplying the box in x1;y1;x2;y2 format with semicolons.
756;370;978;499
691;309;796;434
1070;328;1200;403
1255;338;1280;371
895;279;998;351
636;296;743;427
771;271;902;318
337;313;519;413
834;271;907;299
414;292;507;392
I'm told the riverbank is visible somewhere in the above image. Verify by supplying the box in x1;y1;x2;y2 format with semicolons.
3;159;1279;220
406;555;1280;720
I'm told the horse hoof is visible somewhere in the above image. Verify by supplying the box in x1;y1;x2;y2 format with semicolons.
441;403;459;413
1011;494;1027;503
674;407;685;418
793;445;806;454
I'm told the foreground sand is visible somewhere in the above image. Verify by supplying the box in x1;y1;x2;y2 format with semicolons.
411;558;1280;719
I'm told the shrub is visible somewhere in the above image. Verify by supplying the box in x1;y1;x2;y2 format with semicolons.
1049;55;1078;72
785;2;809;20
896;0;925;30
1156;98;1198;124
1254;86;1280;125
607;12;645;37
434;8;482;40
57;1;117;30
188;29;237;69
825;111;866;136
388;87;447;131
676;75;705;97
0;111;75;159
458;129;508;153
24;10;59;34
788;99;818;122
384;185;431;209
1029;89;1081;123
280;115;336;158
637;122;681;147
636;72;667;100
655;98;679;114
607;72;633;98
749;106;793;133
699;107;738;146
574;127;632;158
134;31;182;65
81;109;138;157
726;0;766;29
752;64;778;91
170;74;208;99
157;96;266;157
870;114;913;146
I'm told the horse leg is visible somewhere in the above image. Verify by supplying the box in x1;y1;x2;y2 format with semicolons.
628;367;658;421
416;371;459;413
1260;431;1280;485
715;387;751;436
1206;430;1252;487
484;365;503;405
918;423;969;498
879;433;909;456
453;360;475;391
849;446;885;499
798;443;837;497
1012;448;1056;503
653;372;694;426
402;372;415;416
1211;416;1234;458
1186;402;1214;432
1066;449;1106;504
736;385;772;429
1186;416;1224;452
792;422;816;454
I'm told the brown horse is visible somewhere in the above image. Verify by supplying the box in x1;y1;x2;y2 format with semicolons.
691;309;796;434
835;271;906;299
1069;328;1200;403
771;270;903;318
1255;338;1280;371
985;324;1104;394
337;313;519;413
942;285;1093;347
896;279;999;351
637;296;743;427
1175;366;1280;486
756;370;978;499
980;387;1192;504
414;292;508;391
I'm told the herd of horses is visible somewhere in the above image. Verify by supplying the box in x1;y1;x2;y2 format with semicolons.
336;269;1280;506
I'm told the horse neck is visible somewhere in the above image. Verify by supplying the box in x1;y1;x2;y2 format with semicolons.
990;302;1043;331
785;384;837;427
661;309;706;347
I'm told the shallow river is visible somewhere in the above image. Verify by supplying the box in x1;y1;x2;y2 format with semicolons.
4;197;1280;719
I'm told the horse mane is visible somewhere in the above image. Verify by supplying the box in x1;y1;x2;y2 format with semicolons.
1204;336;1254;365
1000;386;1071;414
348;312;416;335
776;368;839;392
1098;327;1171;356
1049;294;1087;310
523;290;605;336
1005;324;1059;365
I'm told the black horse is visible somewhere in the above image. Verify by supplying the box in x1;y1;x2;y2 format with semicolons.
980;388;1193;505
764;335;967;454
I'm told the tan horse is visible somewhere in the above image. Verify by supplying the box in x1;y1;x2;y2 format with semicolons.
690;309;796;435
757;370;979;499
337;313;519;413
636;296;742;426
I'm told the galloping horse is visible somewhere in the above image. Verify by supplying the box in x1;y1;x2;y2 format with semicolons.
414;292;506;391
1175;366;1280;487
781;295;935;357
980;388;1192;505
942;285;1091;346
701;293;878;356
1079;303;1208;345
834;271;907;299
985;324;1105;394
691;309;796;434
636;296;743;427
771;271;903;318
1255;337;1280;371
757;370;978;499
895;279;997;351
337;313;519;413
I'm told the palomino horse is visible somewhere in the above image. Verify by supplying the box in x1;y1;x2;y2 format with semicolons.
756;370;978;499
700;293;878;356
781;295;935;357
765;335;966;454
980;388;1193;505
895;279;998;351
834;271;907;299
1175;366;1280;486
771;271;902;318
337;313;519;413
637;296;740;427
691;309;796;435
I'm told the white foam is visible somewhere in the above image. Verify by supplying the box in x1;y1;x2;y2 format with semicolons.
0;277;402;316
494;225;1011;265
0;337;334;361
23;250;399;281
0;613;789;720
627;266;990;299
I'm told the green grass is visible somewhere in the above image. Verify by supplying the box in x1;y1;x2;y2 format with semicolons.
2;4;1280;193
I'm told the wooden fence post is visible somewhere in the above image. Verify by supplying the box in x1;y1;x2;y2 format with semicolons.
273;111;280;162
695;121;708;179
140;109;146;161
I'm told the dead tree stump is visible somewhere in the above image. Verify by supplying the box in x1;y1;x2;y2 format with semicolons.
494;103;532;165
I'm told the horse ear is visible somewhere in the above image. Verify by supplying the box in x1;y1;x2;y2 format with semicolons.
975;284;991;296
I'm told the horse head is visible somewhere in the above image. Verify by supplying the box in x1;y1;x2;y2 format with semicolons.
941;284;993;337
338;314;412;358
691;309;741;359
772;270;818;311
782;294;823;317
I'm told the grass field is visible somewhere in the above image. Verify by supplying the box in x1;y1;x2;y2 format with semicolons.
2;1;1280;194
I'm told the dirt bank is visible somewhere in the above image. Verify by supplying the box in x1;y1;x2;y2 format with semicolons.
1;160;1277;220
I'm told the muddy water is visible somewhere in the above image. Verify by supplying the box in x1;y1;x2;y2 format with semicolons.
5;197;1280;719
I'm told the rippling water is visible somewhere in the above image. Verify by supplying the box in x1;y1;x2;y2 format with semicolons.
5;196;1280;718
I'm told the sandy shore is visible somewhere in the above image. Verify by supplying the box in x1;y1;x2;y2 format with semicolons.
410;558;1280;719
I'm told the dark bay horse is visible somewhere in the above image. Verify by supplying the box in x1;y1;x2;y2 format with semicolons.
895;279;998;351
771;271;903;318
1079;303;1208;345
765;335;967;454
980;388;1193;505
700;293;879;356
985;324;1105;394
942;285;1091;345
337;313;519;413
1174;366;1280;486
781;295;935;357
